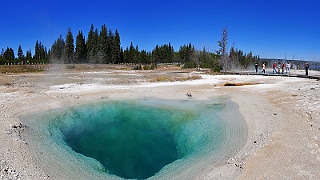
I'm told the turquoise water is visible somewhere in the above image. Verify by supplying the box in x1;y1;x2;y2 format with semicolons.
22;98;247;180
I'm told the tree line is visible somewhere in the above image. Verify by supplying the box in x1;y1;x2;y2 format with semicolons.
0;25;260;71
0;41;47;65
49;24;121;64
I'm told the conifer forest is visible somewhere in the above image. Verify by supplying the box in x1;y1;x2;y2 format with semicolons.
0;24;261;70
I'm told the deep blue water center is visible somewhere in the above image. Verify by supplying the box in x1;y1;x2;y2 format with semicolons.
23;98;243;180
58;101;186;179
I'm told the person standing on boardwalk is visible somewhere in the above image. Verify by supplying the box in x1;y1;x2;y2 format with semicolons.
277;62;281;74
255;63;259;73
262;63;266;73
273;62;277;73
281;63;285;74
305;63;309;76
286;62;291;73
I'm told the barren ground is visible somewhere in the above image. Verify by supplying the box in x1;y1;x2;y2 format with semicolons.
1;64;319;179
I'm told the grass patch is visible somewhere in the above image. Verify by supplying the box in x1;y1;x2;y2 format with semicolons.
0;65;47;73
66;65;75;69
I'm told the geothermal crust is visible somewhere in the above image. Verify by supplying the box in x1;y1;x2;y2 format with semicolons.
0;65;320;179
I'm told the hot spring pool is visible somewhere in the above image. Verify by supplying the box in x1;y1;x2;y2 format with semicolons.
22;98;247;180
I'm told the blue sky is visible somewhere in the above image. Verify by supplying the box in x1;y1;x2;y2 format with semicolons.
1;0;319;61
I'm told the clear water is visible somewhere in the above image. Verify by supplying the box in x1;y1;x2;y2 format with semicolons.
22;98;247;180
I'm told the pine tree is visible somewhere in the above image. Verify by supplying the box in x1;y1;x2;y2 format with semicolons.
179;43;195;68
0;48;4;64
229;45;239;68
86;24;95;63
111;29;121;64
129;42;135;64
119;47;124;64
124;42;139;64
123;47;129;63
106;29;114;63
26;50;32;64
17;45;24;63
92;28;99;63
43;46;48;63
33;41;47;63
34;41;40;61
135;45;139;64
152;45;160;63
168;43;174;63
64;27;74;63
75;30;87;63
39;43;48;63
3;47;15;64
98;24;108;63
86;25;99;63
139;50;151;64
50;35;65;63
199;47;207;67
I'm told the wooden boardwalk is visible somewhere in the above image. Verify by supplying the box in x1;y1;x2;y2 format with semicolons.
220;70;320;80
